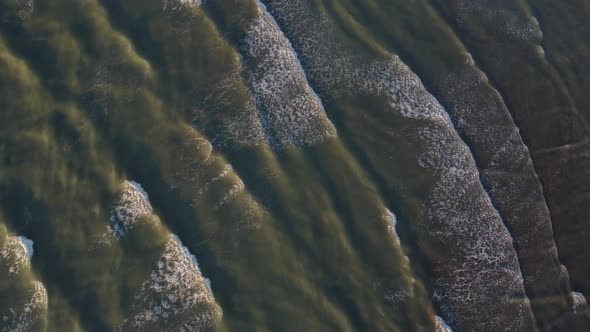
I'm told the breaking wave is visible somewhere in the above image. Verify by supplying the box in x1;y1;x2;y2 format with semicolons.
261;0;534;329
239;1;337;149
117;235;222;332
105;181;223;331
1;227;48;332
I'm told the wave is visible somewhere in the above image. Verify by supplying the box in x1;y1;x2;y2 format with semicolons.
444;0;590;324
1;234;32;277
260;1;534;329
117;235;222;332
106;181;223;331
0;227;48;332
195;64;268;149
384;208;401;246
0;281;48;332
163;0;201;11
81;19;266;234
439;63;579;322
572;291;588;314
154;2;269;149
108;181;156;238
172;125;266;232
456;0;542;41
372;208;416;305
435;316;453;332
239;1;337;149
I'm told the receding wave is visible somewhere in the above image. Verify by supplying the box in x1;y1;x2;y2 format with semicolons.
261;0;534;329
239;1;337;149
439;63;579;325
440;0;590;325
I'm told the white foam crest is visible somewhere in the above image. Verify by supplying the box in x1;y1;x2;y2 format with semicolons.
163;0;200;11
463;51;475;66
16;236;34;259
457;0;542;41
128;181;149;202
241;1;337;149
264;3;452;124
109;180;155;238
118;235;222;331
440;67;532;169
435;316;453;332
1;235;31;276
572;291;588;313
0;232;47;331
170;234;212;291
383;208;400;246
372;208;416;304
263;2;531;329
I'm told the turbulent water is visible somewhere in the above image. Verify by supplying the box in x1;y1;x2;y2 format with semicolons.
0;0;589;331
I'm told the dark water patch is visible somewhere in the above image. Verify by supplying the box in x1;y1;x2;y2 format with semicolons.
341;0;585;328
527;0;590;137
431;1;590;328
305;140;436;330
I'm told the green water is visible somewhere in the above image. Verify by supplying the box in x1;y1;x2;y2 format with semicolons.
1;1;590;331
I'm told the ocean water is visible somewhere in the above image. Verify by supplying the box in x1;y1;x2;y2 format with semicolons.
0;0;589;331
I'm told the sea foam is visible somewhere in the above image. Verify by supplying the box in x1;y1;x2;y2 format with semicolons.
107;181;223;331
1;234;32;276
261;1;533;329
108;181;155;238
572;291;588;313
457;0;542;41
240;1;337;149
117;235;222;331
1;231;48;332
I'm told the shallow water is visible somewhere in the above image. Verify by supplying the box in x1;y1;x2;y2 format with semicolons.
0;0;589;331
